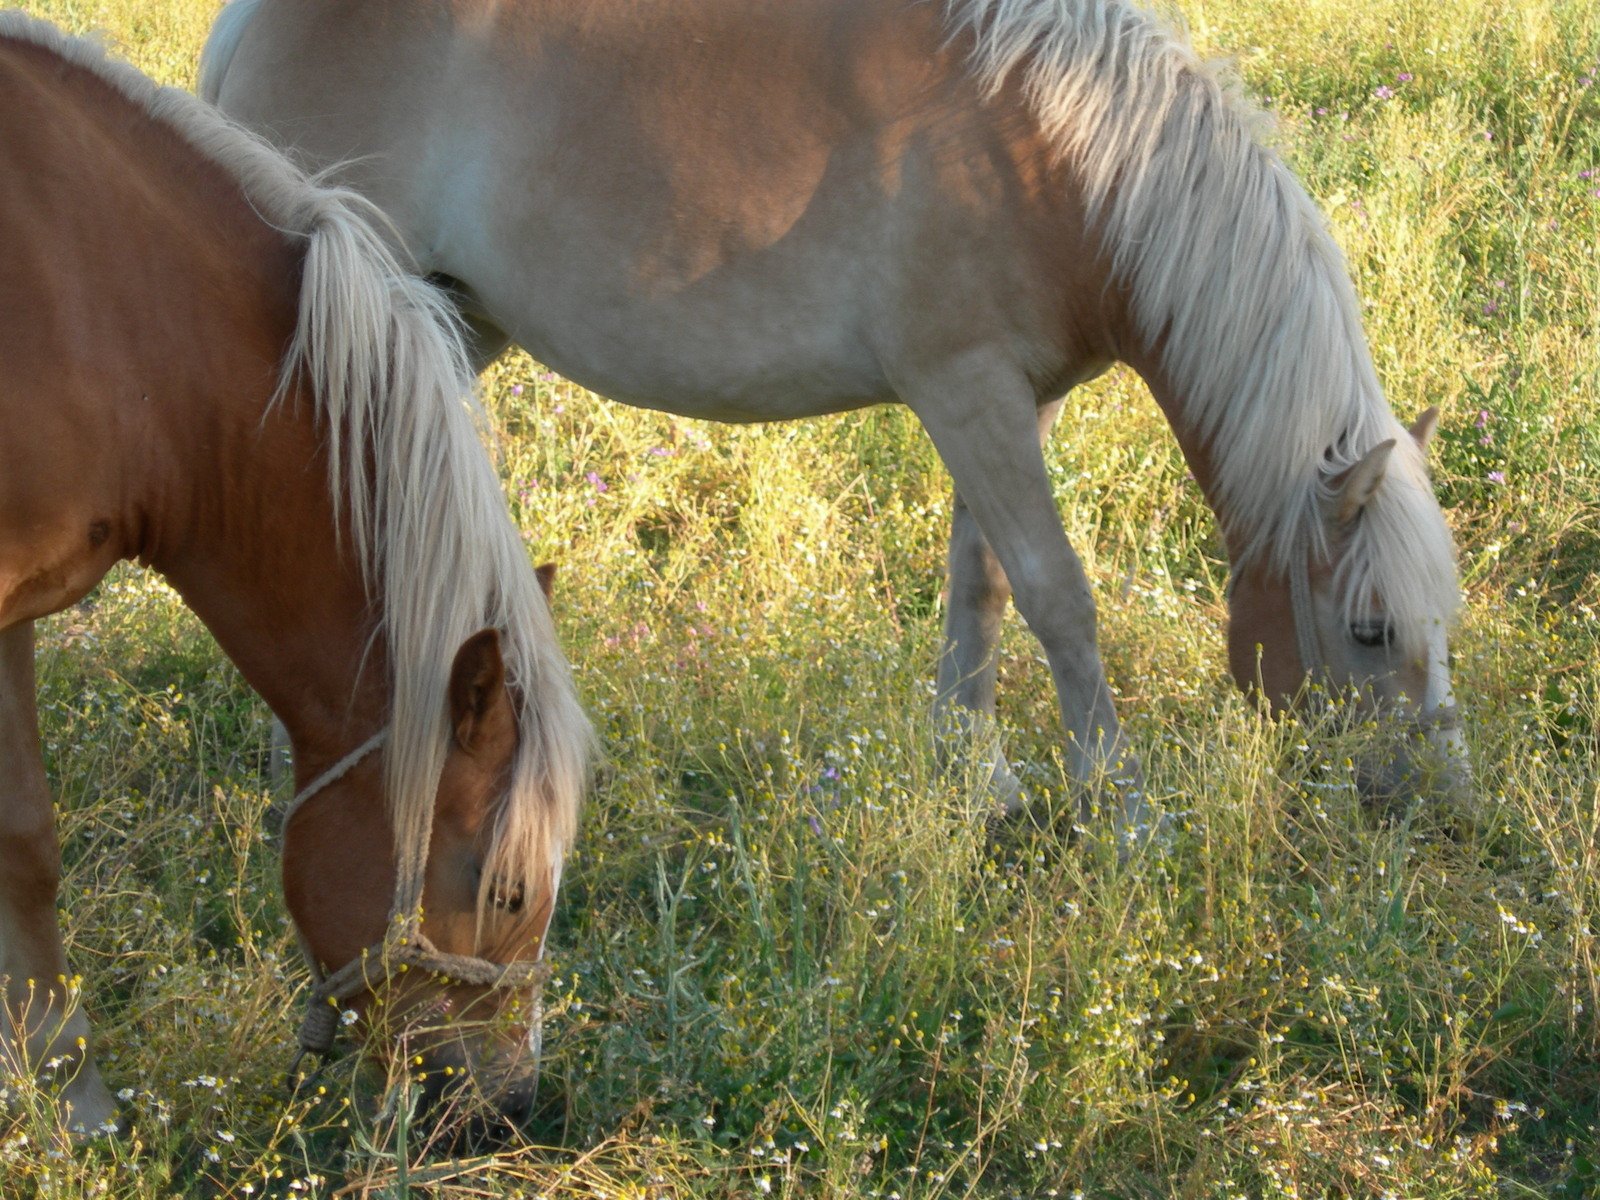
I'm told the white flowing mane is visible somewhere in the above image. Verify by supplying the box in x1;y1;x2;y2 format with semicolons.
2;13;590;930
949;0;1459;652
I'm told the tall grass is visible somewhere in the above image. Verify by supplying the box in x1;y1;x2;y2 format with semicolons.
5;0;1599;1195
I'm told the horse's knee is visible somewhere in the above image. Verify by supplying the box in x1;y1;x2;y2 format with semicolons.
1013;568;1099;648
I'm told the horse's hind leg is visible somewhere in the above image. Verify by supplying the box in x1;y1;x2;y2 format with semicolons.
936;397;1066;814
0;622;117;1134
909;359;1152;835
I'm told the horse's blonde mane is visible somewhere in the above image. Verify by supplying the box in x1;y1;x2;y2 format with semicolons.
948;0;1459;652
1;13;590;934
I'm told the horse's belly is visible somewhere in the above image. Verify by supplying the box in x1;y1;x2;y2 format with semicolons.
472;237;897;422
521;338;893;425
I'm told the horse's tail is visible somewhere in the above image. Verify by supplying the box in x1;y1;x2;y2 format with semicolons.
198;0;264;104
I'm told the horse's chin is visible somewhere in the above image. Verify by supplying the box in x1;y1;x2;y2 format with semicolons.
412;1063;537;1150
393;1003;544;1146
1428;724;1474;798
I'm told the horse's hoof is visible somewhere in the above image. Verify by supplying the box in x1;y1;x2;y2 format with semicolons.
986;767;1028;820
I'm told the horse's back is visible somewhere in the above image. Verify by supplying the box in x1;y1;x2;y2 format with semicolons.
213;0;1111;416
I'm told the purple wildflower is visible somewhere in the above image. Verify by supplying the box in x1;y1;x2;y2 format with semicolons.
1475;410;1490;428
511;384;524;397
1397;72;1413;83
586;471;608;492
1487;471;1506;485
1374;85;1394;100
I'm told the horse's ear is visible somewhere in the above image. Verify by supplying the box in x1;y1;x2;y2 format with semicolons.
535;562;557;602
1335;439;1396;526
448;628;508;753
1409;407;1440;452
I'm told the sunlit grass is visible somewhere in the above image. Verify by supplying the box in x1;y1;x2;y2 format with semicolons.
5;0;1600;1195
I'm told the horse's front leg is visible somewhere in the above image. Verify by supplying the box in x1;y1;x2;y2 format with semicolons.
910;358;1155;841
0;622;117;1135
935;398;1067;815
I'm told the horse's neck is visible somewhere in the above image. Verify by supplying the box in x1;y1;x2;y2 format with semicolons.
144;374;390;781
99;161;392;778
1073;50;1388;577
1117;223;1371;573
1125;347;1261;568
4;31;391;780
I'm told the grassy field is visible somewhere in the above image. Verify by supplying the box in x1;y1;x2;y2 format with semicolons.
5;0;1600;1196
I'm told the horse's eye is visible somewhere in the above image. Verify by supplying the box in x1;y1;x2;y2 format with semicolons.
471;865;525;913
1350;620;1394;648
489;878;525;914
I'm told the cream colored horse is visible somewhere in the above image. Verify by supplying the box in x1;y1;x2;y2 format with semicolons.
205;0;1468;824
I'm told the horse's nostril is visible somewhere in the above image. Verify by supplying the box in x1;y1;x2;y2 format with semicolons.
414;1065;462;1117
497;1082;535;1125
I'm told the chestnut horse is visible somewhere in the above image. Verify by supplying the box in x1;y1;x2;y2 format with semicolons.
204;0;1468;824
0;15;588;1133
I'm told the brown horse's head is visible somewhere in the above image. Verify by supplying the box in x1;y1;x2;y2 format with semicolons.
281;628;560;1134
1226;409;1468;803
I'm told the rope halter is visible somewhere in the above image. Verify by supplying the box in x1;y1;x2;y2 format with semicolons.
281;729;549;1071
